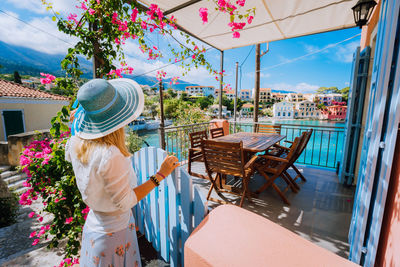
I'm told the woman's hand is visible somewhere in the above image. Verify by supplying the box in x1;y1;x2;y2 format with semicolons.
70;109;77;123
158;155;179;179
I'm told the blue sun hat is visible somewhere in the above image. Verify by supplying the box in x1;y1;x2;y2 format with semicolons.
71;78;144;139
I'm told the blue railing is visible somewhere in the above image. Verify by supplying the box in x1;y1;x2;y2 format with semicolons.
230;122;345;169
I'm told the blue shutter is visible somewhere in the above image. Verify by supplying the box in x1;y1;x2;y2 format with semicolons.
348;0;400;265
340;46;371;185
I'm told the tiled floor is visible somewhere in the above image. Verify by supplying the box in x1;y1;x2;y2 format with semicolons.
185;162;355;258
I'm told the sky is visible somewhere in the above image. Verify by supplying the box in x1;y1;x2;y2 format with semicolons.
0;0;361;93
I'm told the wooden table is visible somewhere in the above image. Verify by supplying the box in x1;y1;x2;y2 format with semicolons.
215;132;285;153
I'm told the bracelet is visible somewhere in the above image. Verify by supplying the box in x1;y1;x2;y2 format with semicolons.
149;175;160;187
156;172;166;179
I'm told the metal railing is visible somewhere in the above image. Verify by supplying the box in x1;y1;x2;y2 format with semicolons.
164;122;211;162
230;121;345;169
162;121;345;169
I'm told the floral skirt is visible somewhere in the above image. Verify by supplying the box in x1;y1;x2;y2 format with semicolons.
80;216;141;267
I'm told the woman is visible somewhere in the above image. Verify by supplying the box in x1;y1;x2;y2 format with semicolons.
66;79;178;267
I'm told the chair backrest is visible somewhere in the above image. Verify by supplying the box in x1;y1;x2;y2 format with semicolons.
201;139;245;178
257;124;281;134
210;127;225;139
289;130;312;165
189;130;208;149
298;129;313;156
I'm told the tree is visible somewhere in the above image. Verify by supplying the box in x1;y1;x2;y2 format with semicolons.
317;86;339;94
340;87;350;102
196;95;214;110
13;71;22;84
317;103;326;110
166;88;177;98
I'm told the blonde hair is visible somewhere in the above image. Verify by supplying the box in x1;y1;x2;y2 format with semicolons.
75;127;131;164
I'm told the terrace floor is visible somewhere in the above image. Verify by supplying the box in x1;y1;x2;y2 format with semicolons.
184;162;356;259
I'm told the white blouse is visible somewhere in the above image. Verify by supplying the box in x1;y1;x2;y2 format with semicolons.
65;136;138;233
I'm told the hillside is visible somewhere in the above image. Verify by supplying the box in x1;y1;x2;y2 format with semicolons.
0;41;199;89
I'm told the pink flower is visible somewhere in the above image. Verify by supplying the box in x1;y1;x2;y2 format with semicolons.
28;211;35;218
141;21;147;29
247;15;253;24
32;239;40;246
115;38;120;45
38;228;46;237
199;7;208;24
29;231;37;238
82;207;90;214
88;8;95;15
37;216;43;222
131;8;138;22
233;31;240;38
191;54;196;59
96;0;100;4
236;0;246;6
65;217;73;224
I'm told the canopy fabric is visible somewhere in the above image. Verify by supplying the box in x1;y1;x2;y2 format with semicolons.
139;0;358;51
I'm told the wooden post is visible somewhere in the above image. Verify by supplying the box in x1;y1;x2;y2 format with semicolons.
219;50;224;119
234;62;239;131
253;44;260;132
158;80;166;150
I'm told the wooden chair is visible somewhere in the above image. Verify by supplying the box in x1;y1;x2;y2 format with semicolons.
188;130;208;178
271;130;313;186
201;139;258;207
257;124;281;134
210;127;225;139
254;136;303;205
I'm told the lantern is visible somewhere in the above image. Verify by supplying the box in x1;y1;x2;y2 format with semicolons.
352;0;377;28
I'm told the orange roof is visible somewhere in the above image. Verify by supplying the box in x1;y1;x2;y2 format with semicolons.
260;88;271;92
0;79;69;101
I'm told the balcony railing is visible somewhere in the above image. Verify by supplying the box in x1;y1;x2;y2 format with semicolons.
164;122;211;162
230;121;345;169
163;121;345;169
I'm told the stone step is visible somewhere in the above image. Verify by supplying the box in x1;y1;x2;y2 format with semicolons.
7;177;28;191
14;186;28;195
1;170;19;179
0;165;11;173
4;173;27;185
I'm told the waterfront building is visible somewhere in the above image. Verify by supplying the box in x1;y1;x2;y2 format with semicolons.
294;100;320;118
285;93;305;102
240;103;254;117
271;92;285;102
239;89;252;101
311;93;343;106
273;101;295;119
258;88;273;103
225;90;235;100
185;86;215;97
321;105;347;120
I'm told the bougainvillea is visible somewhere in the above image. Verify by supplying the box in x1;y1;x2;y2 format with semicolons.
19;106;84;267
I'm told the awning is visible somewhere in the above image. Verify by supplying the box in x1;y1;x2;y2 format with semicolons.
139;0;358;51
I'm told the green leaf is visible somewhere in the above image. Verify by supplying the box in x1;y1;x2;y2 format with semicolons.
52;16;56;22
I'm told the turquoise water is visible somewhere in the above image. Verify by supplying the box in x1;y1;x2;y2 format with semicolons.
138;120;346;169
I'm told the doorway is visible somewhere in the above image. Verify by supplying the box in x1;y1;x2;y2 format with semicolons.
2;110;25;140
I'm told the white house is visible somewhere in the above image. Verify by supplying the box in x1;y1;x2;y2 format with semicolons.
209;104;231;117
273;101;295;119
185;86;215;97
240;103;254;117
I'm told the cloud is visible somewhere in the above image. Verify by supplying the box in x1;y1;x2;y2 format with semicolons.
270;82;320;93
245;72;270;78
126;56;213;84
335;41;359;63
0;12;76;54
5;0;76;15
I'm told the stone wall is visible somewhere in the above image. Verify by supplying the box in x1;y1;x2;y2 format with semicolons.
1;130;51;166
0;142;8;165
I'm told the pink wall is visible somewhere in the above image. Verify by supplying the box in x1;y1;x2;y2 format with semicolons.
376;126;400;266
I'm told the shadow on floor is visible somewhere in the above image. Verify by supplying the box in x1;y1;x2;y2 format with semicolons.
186;162;355;258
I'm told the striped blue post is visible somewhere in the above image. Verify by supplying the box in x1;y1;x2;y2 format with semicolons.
132;147;207;267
